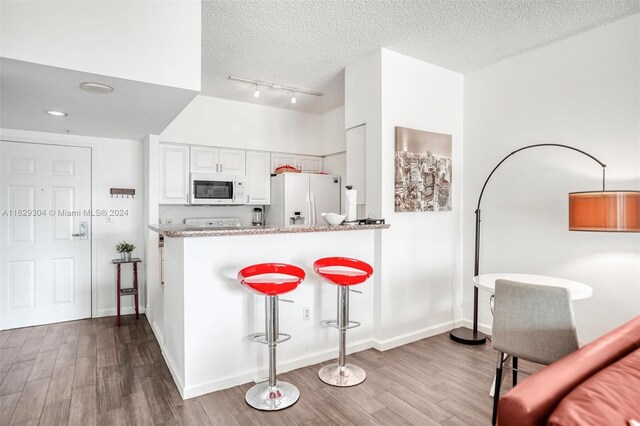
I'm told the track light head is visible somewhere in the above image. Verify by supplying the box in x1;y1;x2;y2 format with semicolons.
254;84;260;98
291;92;297;104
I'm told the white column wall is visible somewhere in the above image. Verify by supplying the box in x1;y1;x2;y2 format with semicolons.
344;49;464;348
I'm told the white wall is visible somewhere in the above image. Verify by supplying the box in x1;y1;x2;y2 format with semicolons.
463;14;640;342
345;51;383;218
344;49;464;346
378;50;464;341
0;0;201;91
0;128;146;318
323;152;346;211
144;135;162;342
161;95;330;155
321;106;347;155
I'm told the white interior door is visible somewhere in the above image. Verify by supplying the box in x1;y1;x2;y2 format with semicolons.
0;141;92;330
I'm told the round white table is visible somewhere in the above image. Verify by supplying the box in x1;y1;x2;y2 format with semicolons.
473;273;593;300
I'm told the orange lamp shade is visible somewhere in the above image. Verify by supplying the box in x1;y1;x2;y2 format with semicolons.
569;191;640;232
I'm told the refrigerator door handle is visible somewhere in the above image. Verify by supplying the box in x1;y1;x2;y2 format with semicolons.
310;193;316;225
306;193;311;226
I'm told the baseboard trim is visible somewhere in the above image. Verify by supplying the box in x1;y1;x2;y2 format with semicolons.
372;320;460;351
162;346;186;399
157;319;468;400
150;320;164;346
461;318;492;336
181;337;374;399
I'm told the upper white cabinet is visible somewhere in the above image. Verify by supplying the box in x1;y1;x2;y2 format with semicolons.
271;153;298;172
246;151;271;205
297;156;323;173
190;146;219;174
160;143;190;204
219;149;246;175
190;146;245;175
271;153;323;173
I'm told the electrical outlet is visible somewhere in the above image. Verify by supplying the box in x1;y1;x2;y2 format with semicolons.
303;306;311;321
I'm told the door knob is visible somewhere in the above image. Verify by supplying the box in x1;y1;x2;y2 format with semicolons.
72;221;89;240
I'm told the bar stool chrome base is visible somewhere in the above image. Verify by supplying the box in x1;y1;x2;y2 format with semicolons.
245;380;300;411
318;363;366;387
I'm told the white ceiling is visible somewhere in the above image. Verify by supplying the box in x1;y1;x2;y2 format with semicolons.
0;58;197;141
201;0;639;114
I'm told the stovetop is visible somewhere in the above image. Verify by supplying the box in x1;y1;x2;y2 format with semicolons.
184;217;241;228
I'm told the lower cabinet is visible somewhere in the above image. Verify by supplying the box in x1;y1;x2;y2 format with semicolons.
246;151;271;205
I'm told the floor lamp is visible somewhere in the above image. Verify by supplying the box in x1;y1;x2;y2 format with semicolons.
450;143;640;345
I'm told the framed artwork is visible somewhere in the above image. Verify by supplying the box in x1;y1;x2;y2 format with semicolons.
394;127;452;212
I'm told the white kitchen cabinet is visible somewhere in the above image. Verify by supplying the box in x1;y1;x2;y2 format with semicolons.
246;151;271;205
219;148;246;175
271;153;323;173
190;146;245;175
190;146;219;173
160;143;190;204
297;155;323;173
271;153;298;172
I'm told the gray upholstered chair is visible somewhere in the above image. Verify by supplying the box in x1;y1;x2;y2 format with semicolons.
491;279;579;425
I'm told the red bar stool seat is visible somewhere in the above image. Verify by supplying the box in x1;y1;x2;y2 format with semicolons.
238;263;305;411
314;257;373;387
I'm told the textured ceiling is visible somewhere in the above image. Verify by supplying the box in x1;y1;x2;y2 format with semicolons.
201;0;639;114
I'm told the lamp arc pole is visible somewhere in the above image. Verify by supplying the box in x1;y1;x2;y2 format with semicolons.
450;143;606;345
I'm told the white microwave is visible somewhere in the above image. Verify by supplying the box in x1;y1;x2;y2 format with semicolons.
190;173;247;205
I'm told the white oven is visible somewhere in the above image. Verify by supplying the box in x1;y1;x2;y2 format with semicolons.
190;173;246;205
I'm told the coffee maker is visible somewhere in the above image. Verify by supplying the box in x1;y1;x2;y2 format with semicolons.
252;207;264;226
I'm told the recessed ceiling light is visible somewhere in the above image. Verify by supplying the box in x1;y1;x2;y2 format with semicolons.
79;82;114;94
45;110;68;117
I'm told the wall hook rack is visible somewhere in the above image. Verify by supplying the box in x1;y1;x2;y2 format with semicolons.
110;188;135;199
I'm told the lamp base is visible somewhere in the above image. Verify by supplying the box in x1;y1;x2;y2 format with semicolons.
449;327;487;345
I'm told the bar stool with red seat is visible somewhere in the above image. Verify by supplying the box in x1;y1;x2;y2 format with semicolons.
314;257;373;387
238;263;305;411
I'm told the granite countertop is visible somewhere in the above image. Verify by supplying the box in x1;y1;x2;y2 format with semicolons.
148;223;390;238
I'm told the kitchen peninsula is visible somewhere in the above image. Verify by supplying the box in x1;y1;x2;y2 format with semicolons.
148;223;389;399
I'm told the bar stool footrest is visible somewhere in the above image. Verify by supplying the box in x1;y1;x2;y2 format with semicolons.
321;320;361;329
250;333;292;344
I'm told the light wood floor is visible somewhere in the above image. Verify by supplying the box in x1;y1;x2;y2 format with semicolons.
0;315;540;425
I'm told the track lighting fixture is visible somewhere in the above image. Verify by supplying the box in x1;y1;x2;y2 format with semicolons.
228;76;323;105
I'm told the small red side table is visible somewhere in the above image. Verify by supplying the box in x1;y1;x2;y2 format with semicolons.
112;257;142;327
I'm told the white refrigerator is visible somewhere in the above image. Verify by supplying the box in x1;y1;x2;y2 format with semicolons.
266;173;341;226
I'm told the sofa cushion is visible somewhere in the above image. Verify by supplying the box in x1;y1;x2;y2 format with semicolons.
548;349;640;426
497;316;640;426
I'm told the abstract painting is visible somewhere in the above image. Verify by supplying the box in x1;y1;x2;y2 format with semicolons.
394;127;452;212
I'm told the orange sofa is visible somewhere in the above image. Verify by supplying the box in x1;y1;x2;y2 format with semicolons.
497;316;640;426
